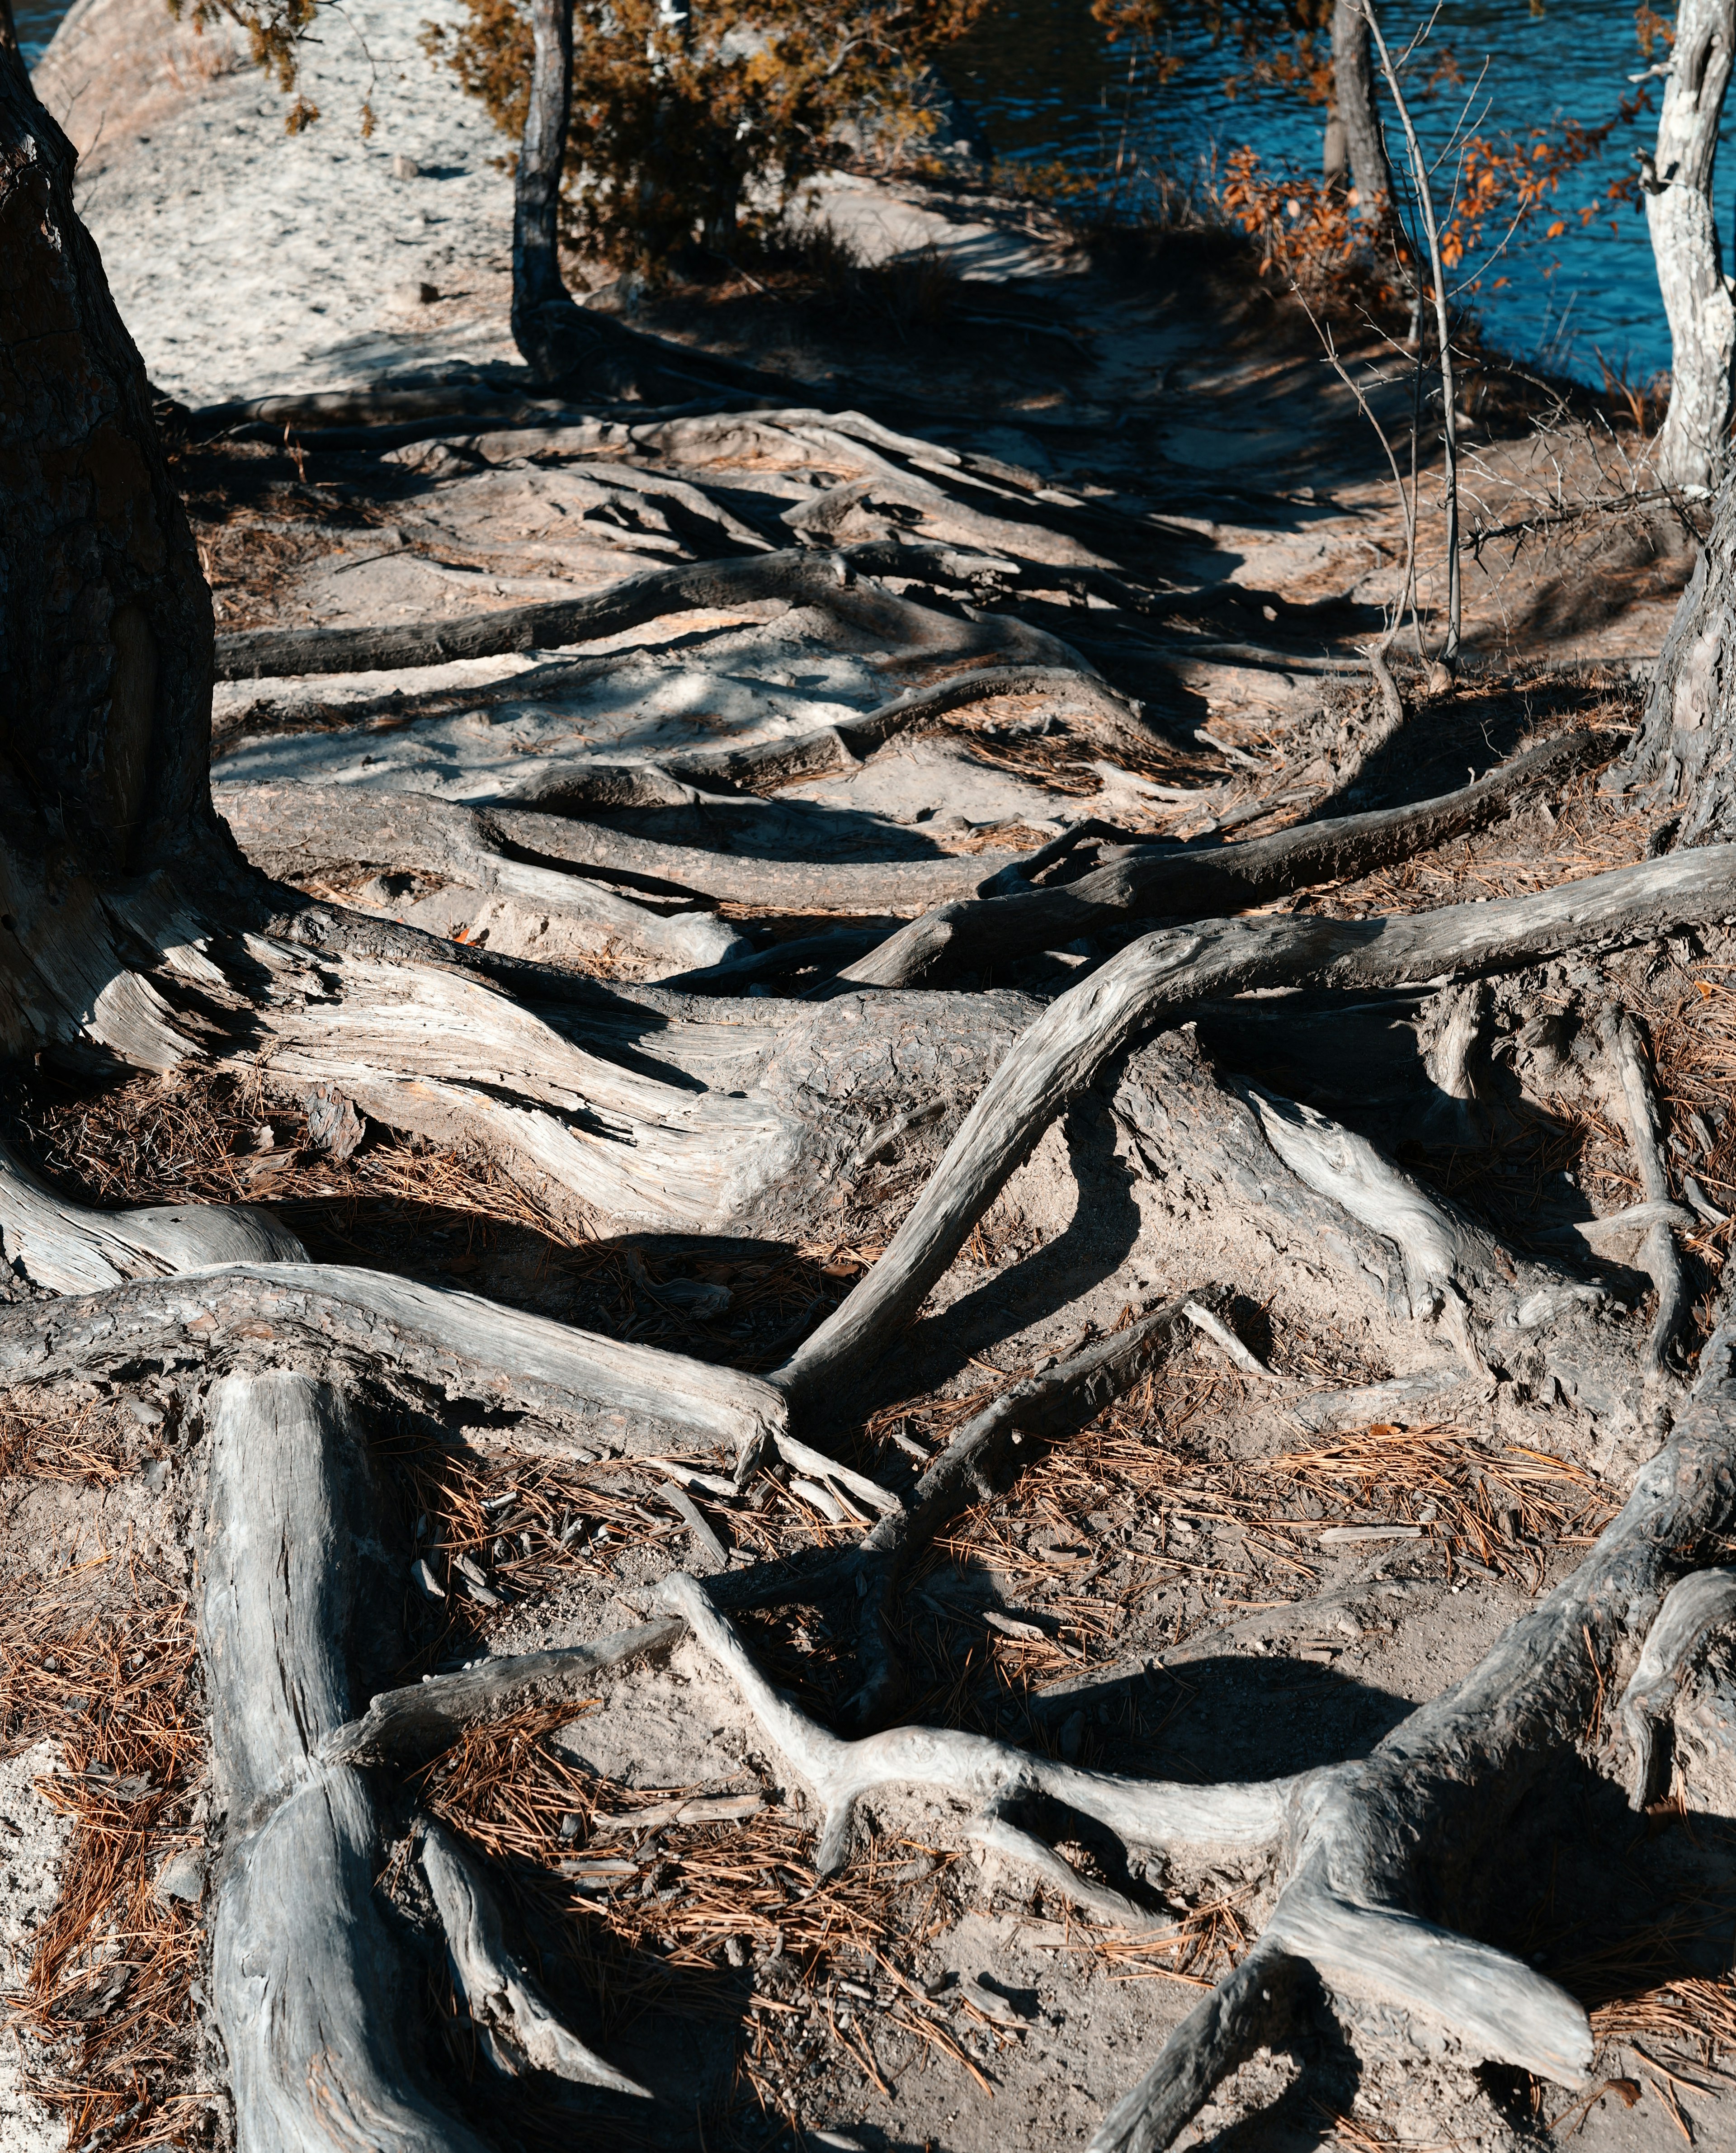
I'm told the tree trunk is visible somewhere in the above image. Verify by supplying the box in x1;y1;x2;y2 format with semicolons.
1645;0;1736;491
1615;449;1736;831
1331;0;1392;211
0;3;215;880
507;0;809;399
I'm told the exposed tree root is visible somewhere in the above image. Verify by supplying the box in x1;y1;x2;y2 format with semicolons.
1600;1004;1690;1379
327;1622;687;1766
576;1312;1736;2151
217;781;1031;920
0;1138;306;1292
419;1822;649;2094
498;663;1149;813
0;1263;788;1457
835;729;1608;989
202;1370;486;2150
212;541;1099;685
1617;1568;1736;1806
201;1369;643;2144
782;845;1736;1404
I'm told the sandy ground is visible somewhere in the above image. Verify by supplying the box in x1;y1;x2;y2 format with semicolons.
0;1747;68;2153
33;0;1058;408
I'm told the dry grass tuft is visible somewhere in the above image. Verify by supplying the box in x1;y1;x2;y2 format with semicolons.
416;1707;1000;2132
0;1395;147;1488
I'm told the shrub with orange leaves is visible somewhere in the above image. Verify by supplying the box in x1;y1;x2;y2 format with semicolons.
1438;99;1652;294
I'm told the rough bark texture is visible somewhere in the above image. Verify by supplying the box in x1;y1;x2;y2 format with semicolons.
0;19;215;875
201;1372;486;2153
1645;0;1736;491
1623;452;1736;828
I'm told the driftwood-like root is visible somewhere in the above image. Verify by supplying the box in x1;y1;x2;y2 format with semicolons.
219;779;1030;920
1091;1946;1297;2153
0;1262;787;1458
1616;1566;1736;1806
835;730;1606;990
202;1372;486;2151
782;846;1736;1405
660;1570;1302;1888
326;1621;687;1765
500;662;1146;813
420;1822;650;2095
1601;1004;1690;1377
1089;1318;1736;2148
0;1138;307;1293
212;545;1089;684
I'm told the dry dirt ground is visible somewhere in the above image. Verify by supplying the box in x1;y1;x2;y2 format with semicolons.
5;7;1736;2153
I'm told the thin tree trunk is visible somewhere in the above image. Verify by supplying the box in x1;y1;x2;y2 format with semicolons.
1363;0;1460;679
510;0;579;383
1331;0;1391;211
507;0;804;398
1645;0;1736;491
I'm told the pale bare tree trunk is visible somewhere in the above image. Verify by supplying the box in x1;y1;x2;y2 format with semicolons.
1616;449;1736;830
1331;0;1391;210
1645;0;1736;491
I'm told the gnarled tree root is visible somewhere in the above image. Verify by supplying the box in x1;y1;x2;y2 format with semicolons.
212;544;1092;684
1601;1004;1691;1379
201;1371;639;2148
217;780;1032;921
640;1313;1736;2148
835;727;1608;989
0;1262;788;1458
782;844;1736;1405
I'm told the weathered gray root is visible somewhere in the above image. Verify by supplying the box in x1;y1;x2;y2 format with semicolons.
1601;1005;1690;1378
201;1372;487;2152
326;1622;687;1765
659;1571;1303;1885
661;1310;1736;2152
0;1138;306;1294
1093;1318;1736;2148
835;729;1606;989
0;1263;787;1458
498;663;1146;812
212;545;1088;684
11;869;1028;1241
1616;1566;1736;1806
1092;1946;1298;2153
419;1822;649;2094
217;780;1031;919
1419;980;1485;1146
780;845;1736;1406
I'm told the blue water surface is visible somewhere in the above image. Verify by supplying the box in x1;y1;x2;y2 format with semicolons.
936;0;1719;383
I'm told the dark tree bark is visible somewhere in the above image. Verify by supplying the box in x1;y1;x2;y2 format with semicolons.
509;0;803;400
1331;0;1392;212
0;0;216;879
1642;0;1736;491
